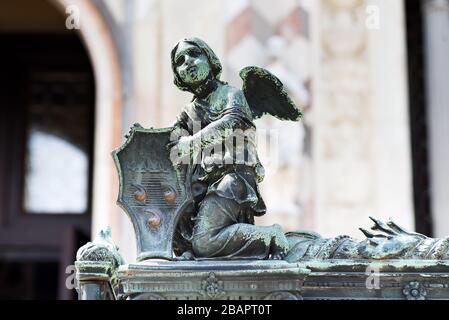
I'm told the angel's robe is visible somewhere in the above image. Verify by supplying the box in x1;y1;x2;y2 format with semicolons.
173;83;282;259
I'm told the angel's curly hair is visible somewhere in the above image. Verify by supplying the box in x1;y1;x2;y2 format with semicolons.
171;37;223;92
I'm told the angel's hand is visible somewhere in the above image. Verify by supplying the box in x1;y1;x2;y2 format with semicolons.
167;136;193;166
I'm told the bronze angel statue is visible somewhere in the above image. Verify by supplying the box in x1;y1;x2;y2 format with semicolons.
167;37;449;262
168;37;301;261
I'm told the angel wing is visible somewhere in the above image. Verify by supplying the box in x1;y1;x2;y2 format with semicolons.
240;66;302;121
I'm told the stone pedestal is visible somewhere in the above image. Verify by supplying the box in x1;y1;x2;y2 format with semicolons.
76;257;449;300
302;260;449;300
118;260;309;300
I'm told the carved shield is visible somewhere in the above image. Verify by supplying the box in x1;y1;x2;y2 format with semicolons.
112;126;192;261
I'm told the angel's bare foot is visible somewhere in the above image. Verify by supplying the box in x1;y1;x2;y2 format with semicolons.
269;241;288;260
174;250;195;261
269;224;289;260
270;248;287;260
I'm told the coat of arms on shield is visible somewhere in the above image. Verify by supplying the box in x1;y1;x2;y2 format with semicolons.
112;125;193;261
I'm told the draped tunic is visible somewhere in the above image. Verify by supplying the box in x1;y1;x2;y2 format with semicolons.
173;83;273;259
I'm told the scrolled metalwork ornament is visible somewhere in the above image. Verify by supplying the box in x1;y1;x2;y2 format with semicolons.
201;272;225;300
403;282;427;300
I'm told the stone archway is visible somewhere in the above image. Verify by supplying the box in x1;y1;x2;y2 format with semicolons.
50;0;123;240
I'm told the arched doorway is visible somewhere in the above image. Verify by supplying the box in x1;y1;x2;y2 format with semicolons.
0;0;122;299
50;0;123;241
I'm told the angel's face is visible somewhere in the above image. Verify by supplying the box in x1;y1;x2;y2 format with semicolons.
174;41;211;87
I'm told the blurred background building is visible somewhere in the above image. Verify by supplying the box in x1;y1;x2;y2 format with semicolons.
0;0;448;299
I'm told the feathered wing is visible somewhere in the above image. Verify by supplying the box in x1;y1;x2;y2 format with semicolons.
240;66;302;121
